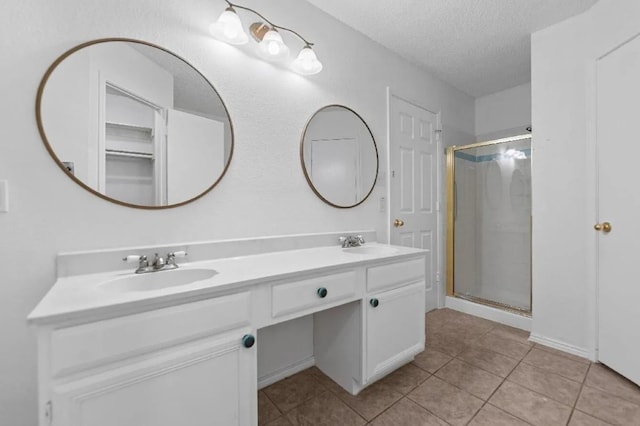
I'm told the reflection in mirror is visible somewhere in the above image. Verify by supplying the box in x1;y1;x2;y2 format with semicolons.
37;39;233;208
301;105;378;208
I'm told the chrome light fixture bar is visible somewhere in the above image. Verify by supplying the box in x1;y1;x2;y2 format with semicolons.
210;0;323;75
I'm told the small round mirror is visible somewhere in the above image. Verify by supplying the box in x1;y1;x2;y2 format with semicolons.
36;38;233;209
300;105;378;208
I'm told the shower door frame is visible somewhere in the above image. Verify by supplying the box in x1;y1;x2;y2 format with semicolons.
445;134;532;316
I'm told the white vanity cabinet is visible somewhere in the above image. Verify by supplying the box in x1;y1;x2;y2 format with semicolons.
37;293;257;426
363;258;426;383
31;242;428;426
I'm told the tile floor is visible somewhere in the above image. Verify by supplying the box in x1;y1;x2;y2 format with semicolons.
258;308;640;425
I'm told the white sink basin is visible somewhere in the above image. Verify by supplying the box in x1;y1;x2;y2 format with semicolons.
100;268;217;292
342;245;399;255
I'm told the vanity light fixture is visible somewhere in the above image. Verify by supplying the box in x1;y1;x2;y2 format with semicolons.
210;1;323;75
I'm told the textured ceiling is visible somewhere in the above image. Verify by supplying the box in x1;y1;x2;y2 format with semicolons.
131;43;227;119
305;0;598;97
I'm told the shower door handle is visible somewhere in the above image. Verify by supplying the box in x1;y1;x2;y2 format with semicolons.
453;181;457;220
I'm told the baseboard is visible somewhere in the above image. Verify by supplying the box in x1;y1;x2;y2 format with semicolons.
257;356;315;389
445;296;531;331
528;334;593;361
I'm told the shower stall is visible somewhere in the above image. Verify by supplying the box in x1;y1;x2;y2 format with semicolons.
446;135;532;315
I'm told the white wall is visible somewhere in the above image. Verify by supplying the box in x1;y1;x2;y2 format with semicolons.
531;0;640;358
475;82;531;141
0;0;474;424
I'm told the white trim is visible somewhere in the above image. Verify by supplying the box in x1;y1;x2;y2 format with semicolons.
385;87;392;245
257;356;315;389
587;51;599;363
529;333;594;362
445;296;531;331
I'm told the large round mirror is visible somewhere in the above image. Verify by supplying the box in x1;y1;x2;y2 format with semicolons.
37;38;233;209
300;105;378;208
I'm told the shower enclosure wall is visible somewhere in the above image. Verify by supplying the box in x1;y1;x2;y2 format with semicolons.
446;135;532;314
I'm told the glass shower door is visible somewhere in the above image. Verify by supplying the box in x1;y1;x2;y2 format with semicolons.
448;136;532;313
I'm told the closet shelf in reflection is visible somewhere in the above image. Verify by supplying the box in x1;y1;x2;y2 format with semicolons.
105;150;153;159
106;175;154;182
105;121;154;134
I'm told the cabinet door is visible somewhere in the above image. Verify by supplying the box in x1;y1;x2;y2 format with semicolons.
365;282;425;382
50;330;257;426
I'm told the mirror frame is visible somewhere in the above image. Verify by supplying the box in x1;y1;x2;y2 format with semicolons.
35;37;235;209
300;104;379;209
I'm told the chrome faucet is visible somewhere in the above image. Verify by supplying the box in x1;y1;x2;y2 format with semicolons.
123;251;188;274
151;253;165;270
339;235;365;248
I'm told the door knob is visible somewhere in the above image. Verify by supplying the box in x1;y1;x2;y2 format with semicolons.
594;222;612;233
393;219;404;227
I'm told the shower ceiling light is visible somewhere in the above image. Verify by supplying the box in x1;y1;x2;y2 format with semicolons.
503;149;526;160
210;1;323;75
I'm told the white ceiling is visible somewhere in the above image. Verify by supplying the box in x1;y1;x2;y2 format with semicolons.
305;0;598;97
131;43;228;119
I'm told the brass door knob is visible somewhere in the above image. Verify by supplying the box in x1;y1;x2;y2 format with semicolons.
394;219;404;227
594;222;612;233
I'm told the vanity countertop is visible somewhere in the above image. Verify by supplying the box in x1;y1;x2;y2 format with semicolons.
28;243;426;326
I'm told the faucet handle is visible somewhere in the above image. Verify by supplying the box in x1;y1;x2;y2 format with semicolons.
167;251;188;267
123;254;147;264
123;255;149;271
169;250;188;258
356;235;365;244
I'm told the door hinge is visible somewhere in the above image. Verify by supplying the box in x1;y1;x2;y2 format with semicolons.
391;170;395;178
44;400;53;425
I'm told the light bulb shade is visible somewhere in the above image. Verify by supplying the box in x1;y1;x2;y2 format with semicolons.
291;46;323;75
210;8;248;45
258;29;289;61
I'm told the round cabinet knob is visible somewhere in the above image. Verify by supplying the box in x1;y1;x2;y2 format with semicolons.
317;287;328;298
370;298;379;308
242;334;255;348
594;222;612;233
393;219;405;227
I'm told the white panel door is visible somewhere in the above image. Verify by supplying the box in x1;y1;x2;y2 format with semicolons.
51;331;257;426
596;34;640;386
167;109;225;204
390;95;439;311
310;139;358;206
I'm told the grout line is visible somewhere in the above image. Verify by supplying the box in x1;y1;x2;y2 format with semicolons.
533;343;591;365
262;369;339;421
404;393;457;426
567;363;616;426
565;363;590;426
465;343;536;426
364;396;402;424
260;388;285;418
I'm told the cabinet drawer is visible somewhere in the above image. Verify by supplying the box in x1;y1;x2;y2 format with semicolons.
51;292;251;377
367;257;425;293
271;271;358;318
